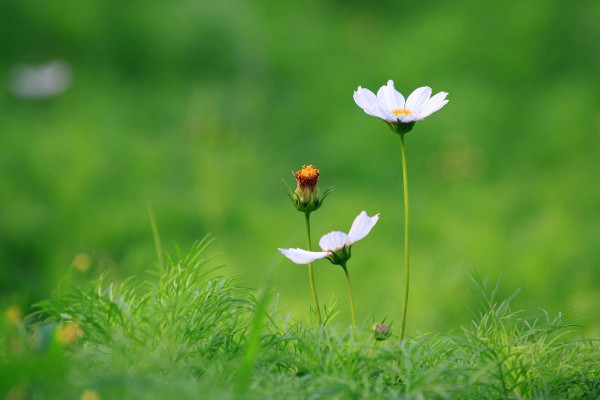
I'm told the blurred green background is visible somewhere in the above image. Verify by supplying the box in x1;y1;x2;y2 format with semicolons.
1;0;599;336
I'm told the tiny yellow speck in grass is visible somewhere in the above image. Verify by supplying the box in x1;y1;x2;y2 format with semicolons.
57;321;83;345
5;305;22;326
80;389;101;400
72;252;92;271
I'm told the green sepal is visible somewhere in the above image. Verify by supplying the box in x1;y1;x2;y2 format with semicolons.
324;245;352;266
281;179;335;214
388;121;415;135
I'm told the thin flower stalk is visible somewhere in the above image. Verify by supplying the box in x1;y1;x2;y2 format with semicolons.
340;261;357;328
304;212;323;327
399;133;410;342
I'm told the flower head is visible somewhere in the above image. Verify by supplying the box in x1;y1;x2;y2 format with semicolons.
279;211;379;266
295;164;320;205
286;164;334;213
354;80;448;134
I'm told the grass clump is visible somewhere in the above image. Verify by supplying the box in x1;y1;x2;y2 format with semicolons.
460;274;600;399
2;240;599;399
20;237;253;398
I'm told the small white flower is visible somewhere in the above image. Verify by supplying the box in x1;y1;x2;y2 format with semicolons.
279;211;380;264
354;80;448;124
9;60;73;100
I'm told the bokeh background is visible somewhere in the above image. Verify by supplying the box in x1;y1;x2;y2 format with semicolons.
1;0;599;336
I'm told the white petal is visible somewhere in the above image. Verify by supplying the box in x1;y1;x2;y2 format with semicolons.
426;90;448;104
367;106;391;120
354;86;390;120
405;86;432;113
399;114;417;123
416;92;449;119
278;248;330;264
353;86;378;110
364;104;391;120
319;231;351;252
347;211;380;244
376;80;405;113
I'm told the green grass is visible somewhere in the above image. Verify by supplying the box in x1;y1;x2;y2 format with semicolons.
3;240;599;399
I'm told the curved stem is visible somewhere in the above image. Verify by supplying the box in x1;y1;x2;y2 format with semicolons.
399;134;410;342
304;212;323;327
342;262;357;329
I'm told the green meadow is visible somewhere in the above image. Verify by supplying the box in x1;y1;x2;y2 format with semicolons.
1;1;600;398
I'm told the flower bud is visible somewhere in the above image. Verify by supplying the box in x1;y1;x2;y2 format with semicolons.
372;322;391;341
294;164;321;210
287;164;334;214
283;165;334;214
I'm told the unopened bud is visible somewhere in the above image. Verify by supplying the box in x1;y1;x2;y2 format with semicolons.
372;322;391;341
294;164;321;212
285;164;336;214
283;165;334;214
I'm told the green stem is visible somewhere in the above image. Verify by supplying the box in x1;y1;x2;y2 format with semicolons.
342;262;357;329
304;212;323;327
399;133;410;342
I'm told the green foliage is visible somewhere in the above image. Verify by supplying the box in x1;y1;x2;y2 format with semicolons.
460;274;600;399
2;242;599;399
15;238;253;397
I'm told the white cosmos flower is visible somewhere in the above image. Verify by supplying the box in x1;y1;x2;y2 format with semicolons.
354;80;448;124
279;211;380;264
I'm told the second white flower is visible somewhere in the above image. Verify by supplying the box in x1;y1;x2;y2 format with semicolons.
279;211;380;265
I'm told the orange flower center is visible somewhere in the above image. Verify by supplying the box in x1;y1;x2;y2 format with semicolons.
295;165;319;188
392;108;412;116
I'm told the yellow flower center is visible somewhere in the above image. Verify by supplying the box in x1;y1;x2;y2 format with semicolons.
392;108;412;116
295;165;319;188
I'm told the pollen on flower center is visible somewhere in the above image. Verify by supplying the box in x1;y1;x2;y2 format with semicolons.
392;108;412;116
295;165;319;188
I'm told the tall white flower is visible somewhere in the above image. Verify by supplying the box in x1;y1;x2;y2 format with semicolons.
354;80;448;134
279;211;379;265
